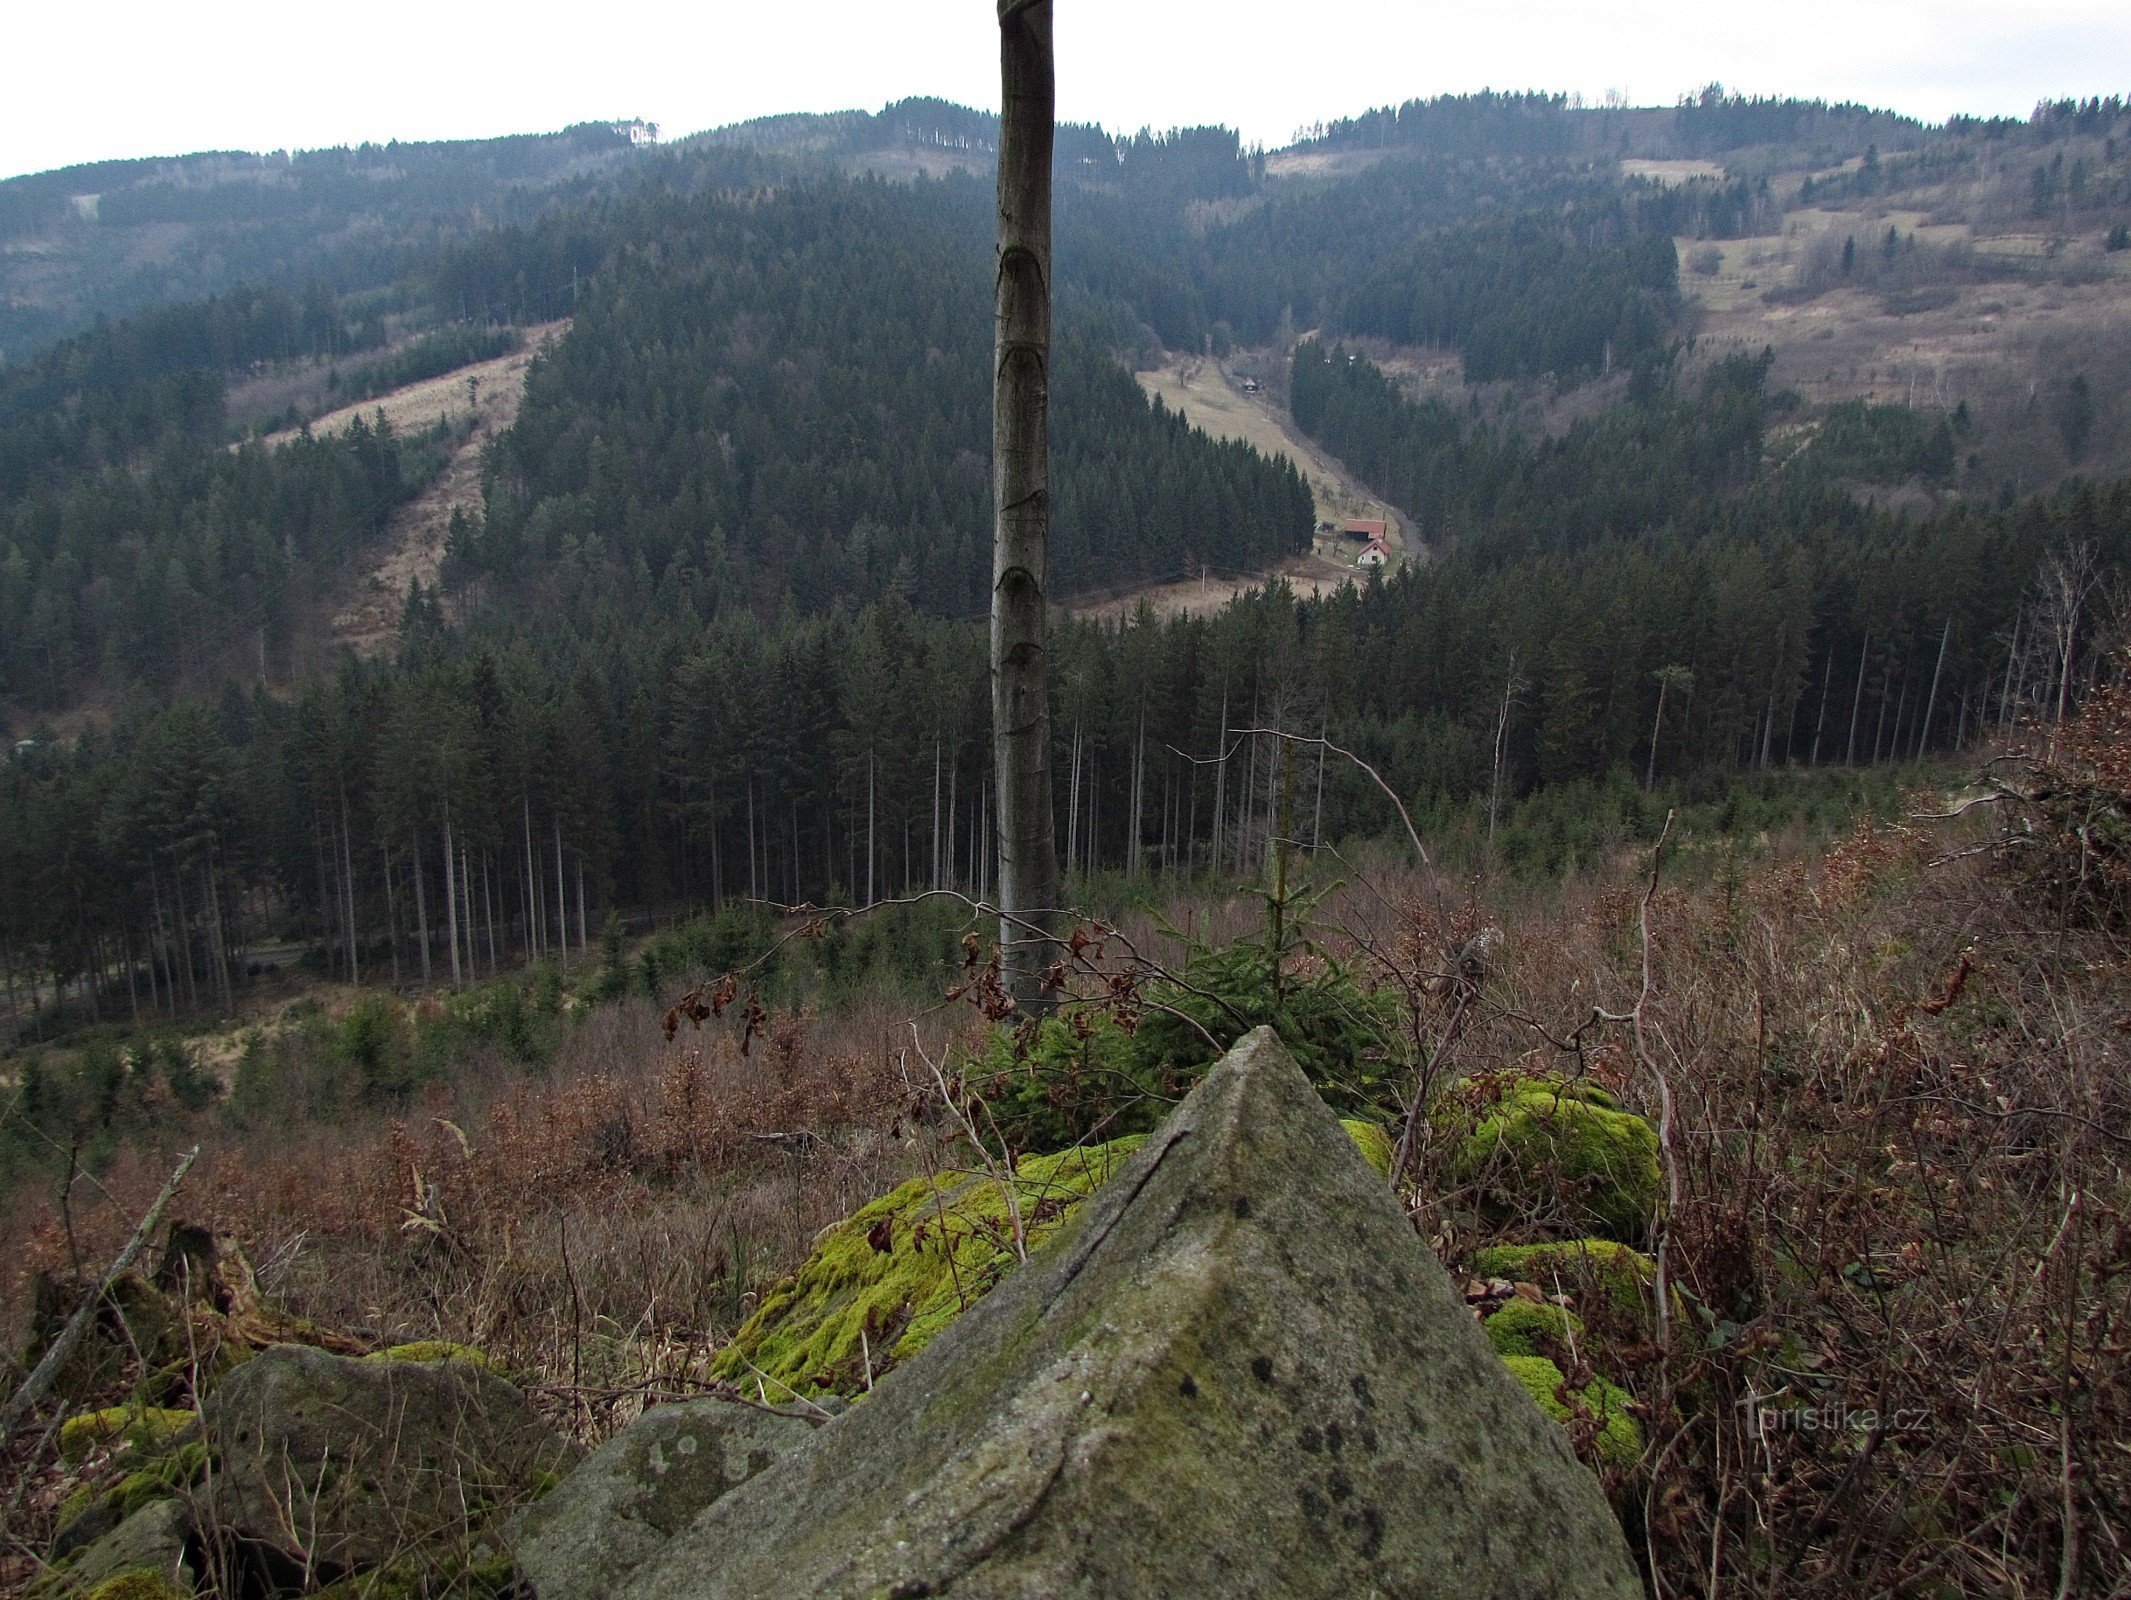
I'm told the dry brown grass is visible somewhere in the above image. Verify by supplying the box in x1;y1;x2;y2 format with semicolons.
9;740;2130;1593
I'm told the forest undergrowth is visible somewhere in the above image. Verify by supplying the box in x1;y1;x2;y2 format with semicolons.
4;723;2129;1596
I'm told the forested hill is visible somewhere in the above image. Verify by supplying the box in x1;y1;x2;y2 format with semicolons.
0;124;661;362
458;177;1312;620
6;86;2131;1033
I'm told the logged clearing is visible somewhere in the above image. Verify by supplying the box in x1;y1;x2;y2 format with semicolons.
318;321;570;656
1071;550;1367;624
1089;354;1416;622
1137;351;1413;542
1622;158;1726;185
265;320;569;449
1679;209;2131;450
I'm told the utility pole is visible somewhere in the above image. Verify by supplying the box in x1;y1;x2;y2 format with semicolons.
991;0;1060;1003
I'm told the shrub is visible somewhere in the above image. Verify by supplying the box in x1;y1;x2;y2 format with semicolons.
973;939;1397;1152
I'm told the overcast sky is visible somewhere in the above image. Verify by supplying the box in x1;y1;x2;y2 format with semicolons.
6;0;2128;181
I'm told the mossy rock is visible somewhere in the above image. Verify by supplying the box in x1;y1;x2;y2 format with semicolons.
363;1340;493;1370
1483;1299;1584;1359
203;1344;578;1577
711;1120;1396;1402
709;1138;1146;1402
58;1408;195;1465
55;1439;211;1562
84;1573;188;1600
32;1498;195;1598
1343;1118;1395;1178
1501;1354;1643;1471
1453;1079;1660;1243
1470;1239;1660;1321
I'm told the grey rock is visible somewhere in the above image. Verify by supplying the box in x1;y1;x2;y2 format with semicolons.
202;1343;579;1577
511;1398;817;1600
623;1027;1644;1600
45;1496;195;1596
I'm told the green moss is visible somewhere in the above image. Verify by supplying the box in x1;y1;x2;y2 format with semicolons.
710;1138;1146;1401
1501;1354;1644;1471
1470;1239;1659;1321
1341;1118;1395;1178
712;1119;1398;1403
1453;1080;1660;1243
57;1408;195;1465
1483;1299;1584;1359
310;1548;522;1599
84;1572;187;1600
109;1441;207;1519
363;1341;492;1370
55;1482;100;1536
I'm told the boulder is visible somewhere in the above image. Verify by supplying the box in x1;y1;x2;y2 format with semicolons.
201;1343;579;1582
1453;1079;1661;1243
616;1027;1642;1599
1501;1357;1644;1472
35;1497;196;1598
510;1399;818;1600
1484;1300;1585;1360
709;1117;1394;1404
1470;1239;1661;1322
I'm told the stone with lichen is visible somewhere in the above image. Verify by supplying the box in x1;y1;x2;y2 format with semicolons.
610;1028;1640;1599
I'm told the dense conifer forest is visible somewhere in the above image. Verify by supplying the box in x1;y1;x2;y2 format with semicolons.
3;88;2131;1025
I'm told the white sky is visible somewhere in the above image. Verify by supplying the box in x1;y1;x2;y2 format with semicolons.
5;0;2128;181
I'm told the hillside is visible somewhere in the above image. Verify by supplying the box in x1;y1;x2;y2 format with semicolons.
7;78;2131;1600
0;124;653;361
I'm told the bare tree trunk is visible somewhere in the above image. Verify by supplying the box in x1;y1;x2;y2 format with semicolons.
459;835;477;981
576;857;588;959
169;858;198;1012
553;815;569;975
1646;678;1669;791
1065;723;1081;876
442;803;462;988
2000;607;2023;731
1918;616;1951;759
382;841;400;985
411;829;432;986
522;795;541;963
1311;717;1327;852
1810;645;1833;766
992;0;1060;998
484;852;498;976
747;781;759;905
339;786;360;985
1846;633;1871;765
1210;686;1229;870
709;783;724;908
1129;706;1146;879
1489;658;1517;844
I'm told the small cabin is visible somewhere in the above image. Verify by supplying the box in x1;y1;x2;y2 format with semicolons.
1355;539;1390;568
1238;378;1262;393
1341;518;1389;542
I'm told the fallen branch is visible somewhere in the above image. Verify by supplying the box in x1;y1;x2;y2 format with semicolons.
1;1145;198;1441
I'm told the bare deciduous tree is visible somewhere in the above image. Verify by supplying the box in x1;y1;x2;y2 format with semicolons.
991;0;1059;1001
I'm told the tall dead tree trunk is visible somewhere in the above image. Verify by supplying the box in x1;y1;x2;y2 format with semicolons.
992;0;1060;1001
